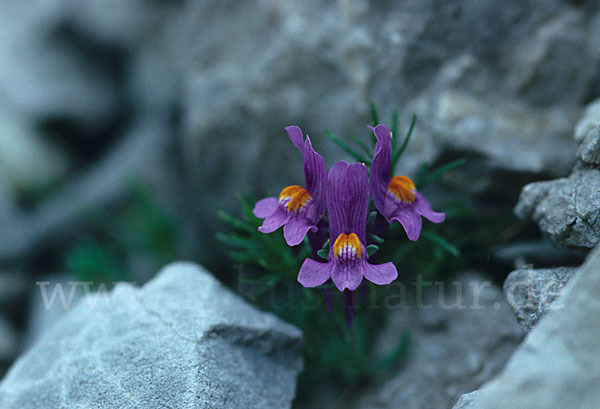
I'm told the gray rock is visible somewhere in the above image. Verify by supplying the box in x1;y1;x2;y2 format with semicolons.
504;266;577;331
0;116;176;262
471;245;600;409
0;0;118;128
171;0;586;219
574;97;600;165
0;107;70;194
0;107;70;196
346;273;522;409
3;0;600;262
492;240;580;268
24;275;85;349
574;98;600;166
515;169;600;250
0;262;303;408
0;270;28;311
0;315;18;365
574;98;600;143
577;126;600;166
515;97;600;252
152;0;600;260
453;390;482;409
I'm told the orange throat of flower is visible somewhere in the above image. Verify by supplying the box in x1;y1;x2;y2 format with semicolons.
333;233;362;260
388;175;416;203
279;185;312;213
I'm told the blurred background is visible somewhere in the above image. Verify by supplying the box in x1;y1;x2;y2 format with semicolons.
0;0;597;405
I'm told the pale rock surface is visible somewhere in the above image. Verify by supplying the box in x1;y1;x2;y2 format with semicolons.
0;262;303;409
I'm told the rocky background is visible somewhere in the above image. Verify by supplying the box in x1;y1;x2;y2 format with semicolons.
0;0;599;408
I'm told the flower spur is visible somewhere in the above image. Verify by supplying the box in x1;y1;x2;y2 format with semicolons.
369;124;445;241
253;126;327;246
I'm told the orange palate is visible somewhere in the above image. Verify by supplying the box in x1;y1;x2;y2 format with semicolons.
333;233;362;260
388;175;416;203
279;185;311;212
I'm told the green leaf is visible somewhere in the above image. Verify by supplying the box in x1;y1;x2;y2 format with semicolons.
370;234;385;244
417;158;466;189
392;113;417;172
317;239;330;260
65;240;127;283
218;210;255;234
326;130;371;164
350;134;373;156
367;244;379;257
366;210;378;226
369;102;379;146
369;101;379;127
422;230;460;257
215;232;256;250
317;248;329;260
390;109;399;154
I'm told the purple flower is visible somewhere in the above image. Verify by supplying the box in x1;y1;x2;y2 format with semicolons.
297;161;398;291
369;124;445;241
253;126;327;246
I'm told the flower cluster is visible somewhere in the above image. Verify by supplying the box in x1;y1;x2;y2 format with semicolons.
253;124;445;293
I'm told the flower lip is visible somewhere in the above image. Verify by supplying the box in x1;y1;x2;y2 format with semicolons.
333;233;362;261
388;175;416;203
279;185;312;213
369;123;446;241
297;160;398;292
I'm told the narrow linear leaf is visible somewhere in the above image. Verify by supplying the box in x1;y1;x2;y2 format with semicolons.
422;230;460;257
369;102;379;146
317;248;329;260
369;102;379;127
215;232;257;250
351;134;373;156
367;210;378;226
417;158;466;189
314;240;329;262
390;109;399;153
370;234;385;244
367;244;379;257
326;130;371;164
218;210;256;234
392;114;417;171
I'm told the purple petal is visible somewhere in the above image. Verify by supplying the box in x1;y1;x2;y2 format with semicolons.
345;162;370;244
302;136;327;215
362;261;398;285
285;125;304;152
414;192;446;223
369;124;392;215
283;216;316;246
258;208;289;234
253;197;278;218
326;161;370;245
390;206;423;241
331;262;364;292
327;161;350;243
298;258;331;288
284;126;327;216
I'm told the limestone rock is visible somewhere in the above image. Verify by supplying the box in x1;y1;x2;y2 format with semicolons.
0;262;303;408
574;98;600;143
452;391;482;409
347;273;522;409
472;246;600;409
503;266;577;331
577;127;600;166
515;170;600;250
